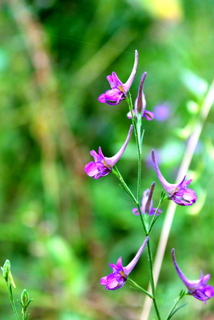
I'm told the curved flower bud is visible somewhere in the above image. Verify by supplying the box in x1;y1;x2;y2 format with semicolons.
132;182;162;216
84;125;133;179
172;249;214;304
151;150;197;206
98;50;138;105
100;237;149;290
127;73;154;121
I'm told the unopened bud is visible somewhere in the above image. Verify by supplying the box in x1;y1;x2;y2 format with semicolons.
1;260;16;287
21;289;29;307
1;260;11;282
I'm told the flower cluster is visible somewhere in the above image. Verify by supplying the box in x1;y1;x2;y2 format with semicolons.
84;49;213;315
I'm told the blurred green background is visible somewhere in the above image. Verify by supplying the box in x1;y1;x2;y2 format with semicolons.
1;0;214;319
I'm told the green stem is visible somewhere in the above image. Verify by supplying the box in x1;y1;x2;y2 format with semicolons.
146;239;162;320
136;115;143;202
126;92;143;204
126;92;162;320
112;166;138;205
165;291;187;320
127;278;153;299
148;192;166;233
7;284;21;320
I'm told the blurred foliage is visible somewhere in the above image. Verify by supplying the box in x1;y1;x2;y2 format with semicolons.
1;0;214;319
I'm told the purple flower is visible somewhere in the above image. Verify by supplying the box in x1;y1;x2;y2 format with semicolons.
172;249;214;304
132;182;162;216
127;73;154;121
84;125;133;179
151;150;197;206
100;236;149;290
98;50;138;105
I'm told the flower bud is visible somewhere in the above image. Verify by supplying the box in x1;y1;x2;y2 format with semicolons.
1;259;16;288
1;260;11;282
21;289;30;307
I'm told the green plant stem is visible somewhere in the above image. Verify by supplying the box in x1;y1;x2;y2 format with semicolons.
22;306;28;320
146;239;162;320
112;166;138;205
148;192;166;233
22;310;29;320
126;92;161;320
6;284;20;320
126;93;143;203
165;291;187;320
127;278;153;299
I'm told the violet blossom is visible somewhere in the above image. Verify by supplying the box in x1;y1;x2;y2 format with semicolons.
151;149;197;206
84;125;133;179
100;236;149;290
132;182;162;216
98;50;138;105
172;249;214;304
127;72;154;121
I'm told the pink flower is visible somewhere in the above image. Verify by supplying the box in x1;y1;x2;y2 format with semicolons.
172;249;214;304
100;237;149;290
84;125;133;179
151;150;197;206
98;51;138;105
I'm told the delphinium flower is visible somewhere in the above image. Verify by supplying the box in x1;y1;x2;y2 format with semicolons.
151;149;197;206
132;182;162;216
172;249;214;304
100;236;149;290
84;125;133;179
127;72;154;121
98;50;138;105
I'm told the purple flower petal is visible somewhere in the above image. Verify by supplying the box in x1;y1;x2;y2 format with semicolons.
105;125;133;167
151;150;197;206
132;183;162;216
100;237;149;290
124;236;149;275
172;249;214;304
127;73;154;121
85;126;133;179
98;50;138;105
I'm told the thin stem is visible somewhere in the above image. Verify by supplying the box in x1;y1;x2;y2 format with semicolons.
127;278;153;299
6;284;20;320
148;192;166;233
126;93;144;204
136;114;143;202
146;239;162;320
112;166;138;205
136;201;148;235
127;92;162;320
22;305;29;320
165;291;187;320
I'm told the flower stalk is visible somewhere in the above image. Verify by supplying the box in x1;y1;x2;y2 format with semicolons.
84;50;214;320
1;260;20;320
1;260;33;320
165;290;187;320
